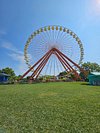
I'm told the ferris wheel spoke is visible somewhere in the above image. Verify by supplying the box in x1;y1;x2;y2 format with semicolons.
38;31;52;47
50;29;54;44
53;29;57;44
44;59;50;76
40;33;50;46
57;31;65;43
55;57;60;76
59;57;64;73
54;29;57;43
46;30;52;44
59;32;67;42
55;30;61;43
43;31;51;44
49;59;52;76
35;38;50;54
54;56;56;76
60;37;73;53
53;29;56;43
60;34;73;45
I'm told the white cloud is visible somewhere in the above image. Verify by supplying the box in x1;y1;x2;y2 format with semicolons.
0;30;6;36
8;53;24;62
1;41;29;75
1;42;23;54
8;53;28;75
90;0;100;16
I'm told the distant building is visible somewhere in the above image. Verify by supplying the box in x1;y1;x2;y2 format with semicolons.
0;73;10;83
88;72;100;86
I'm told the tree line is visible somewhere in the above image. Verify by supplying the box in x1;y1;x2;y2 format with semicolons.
0;67;21;82
0;62;100;82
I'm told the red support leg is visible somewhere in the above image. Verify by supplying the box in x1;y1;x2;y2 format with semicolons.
35;52;53;79
18;49;52;80
54;51;72;72
55;48;85;73
30;50;52;79
55;50;81;80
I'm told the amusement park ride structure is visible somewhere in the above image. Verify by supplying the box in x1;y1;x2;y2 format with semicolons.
19;25;87;82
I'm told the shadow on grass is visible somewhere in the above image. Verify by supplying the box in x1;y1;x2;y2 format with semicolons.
81;82;100;86
81;82;90;86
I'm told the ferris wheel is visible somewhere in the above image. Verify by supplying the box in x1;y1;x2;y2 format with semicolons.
24;25;84;78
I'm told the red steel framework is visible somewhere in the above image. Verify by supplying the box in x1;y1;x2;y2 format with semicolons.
19;48;86;81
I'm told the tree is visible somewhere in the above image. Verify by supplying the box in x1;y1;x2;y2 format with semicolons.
81;62;100;72
15;75;22;80
58;71;66;76
1;67;15;76
1;67;16;82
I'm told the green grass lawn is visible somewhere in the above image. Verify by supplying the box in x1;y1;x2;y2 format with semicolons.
0;82;100;133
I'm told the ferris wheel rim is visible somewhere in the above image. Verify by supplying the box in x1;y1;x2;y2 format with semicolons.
24;25;84;70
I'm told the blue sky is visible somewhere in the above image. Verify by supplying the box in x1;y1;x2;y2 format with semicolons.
0;0;100;75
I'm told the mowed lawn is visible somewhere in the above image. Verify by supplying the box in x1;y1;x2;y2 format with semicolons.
0;82;100;133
